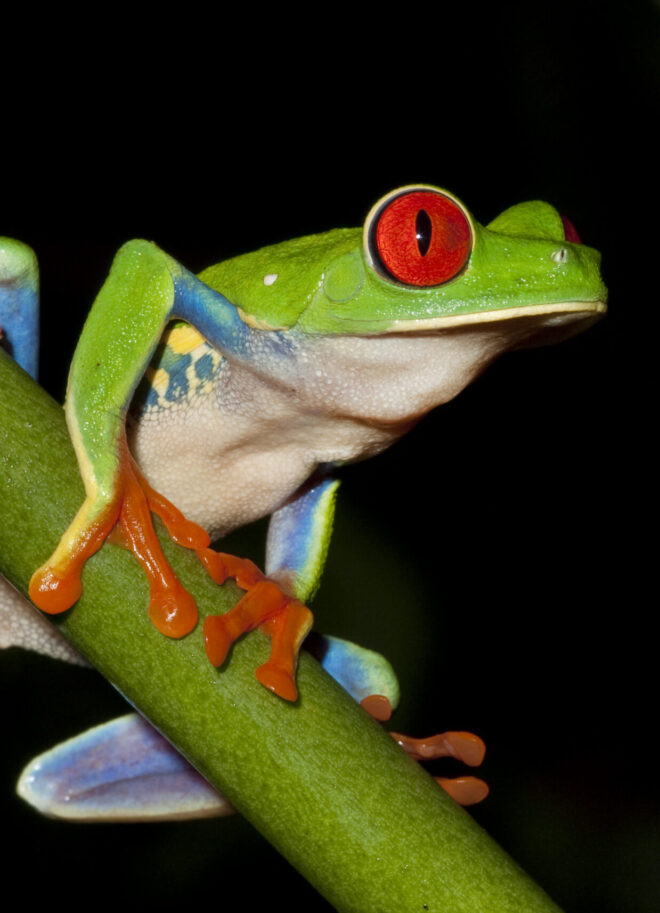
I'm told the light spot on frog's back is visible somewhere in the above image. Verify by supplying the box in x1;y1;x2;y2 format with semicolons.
132;322;225;416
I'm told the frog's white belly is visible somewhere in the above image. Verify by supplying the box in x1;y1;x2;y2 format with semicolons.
130;367;401;538
129;323;545;539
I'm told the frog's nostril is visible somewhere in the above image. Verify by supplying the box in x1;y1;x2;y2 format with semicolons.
560;214;582;244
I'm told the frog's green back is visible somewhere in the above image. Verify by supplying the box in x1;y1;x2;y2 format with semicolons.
199;228;361;330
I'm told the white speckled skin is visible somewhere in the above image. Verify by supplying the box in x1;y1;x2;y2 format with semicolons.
131;317;560;539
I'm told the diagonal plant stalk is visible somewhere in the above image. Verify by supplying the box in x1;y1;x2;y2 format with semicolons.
0;350;563;913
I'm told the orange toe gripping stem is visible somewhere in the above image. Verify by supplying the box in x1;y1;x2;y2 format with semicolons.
357;701;488;807
116;451;205;638
29;445;205;637
30;443;312;701
199;550;313;702
390;730;489;806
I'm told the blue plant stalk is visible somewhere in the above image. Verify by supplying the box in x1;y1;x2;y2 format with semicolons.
0;351;564;913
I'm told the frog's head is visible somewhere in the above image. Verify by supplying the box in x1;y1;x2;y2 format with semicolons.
199;186;606;421
205;184;606;344
296;184;606;339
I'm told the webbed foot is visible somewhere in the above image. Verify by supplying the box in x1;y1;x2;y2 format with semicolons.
29;442;205;639
30;441;314;700
200;552;313;702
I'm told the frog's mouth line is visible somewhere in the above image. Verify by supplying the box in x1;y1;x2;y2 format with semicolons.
384;300;607;333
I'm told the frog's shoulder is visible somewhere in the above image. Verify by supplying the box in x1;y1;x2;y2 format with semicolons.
198;228;362;330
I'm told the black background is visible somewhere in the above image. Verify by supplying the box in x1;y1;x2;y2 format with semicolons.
2;3;657;911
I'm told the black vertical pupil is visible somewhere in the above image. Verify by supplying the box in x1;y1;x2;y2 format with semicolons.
415;209;432;257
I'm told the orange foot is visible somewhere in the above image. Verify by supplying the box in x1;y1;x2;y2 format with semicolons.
199;551;313;702
390;729;489;806
357;698;488;806
30;445;206;639
127;458;313;700
30;443;312;702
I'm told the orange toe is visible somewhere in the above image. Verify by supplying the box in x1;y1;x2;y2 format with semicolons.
436;776;489;806
148;585;198;638
256;662;298;702
360;694;393;721
29;565;82;615
204;614;234;667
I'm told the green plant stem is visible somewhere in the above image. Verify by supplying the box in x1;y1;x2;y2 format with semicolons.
0;351;563;913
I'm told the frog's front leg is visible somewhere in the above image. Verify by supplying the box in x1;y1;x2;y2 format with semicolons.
202;474;402;706
30;244;242;640
201;475;338;701
29;241;206;637
27;240;329;701
30;437;204;636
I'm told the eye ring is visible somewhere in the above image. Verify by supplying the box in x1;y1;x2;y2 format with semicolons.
552;248;569;264
364;185;474;287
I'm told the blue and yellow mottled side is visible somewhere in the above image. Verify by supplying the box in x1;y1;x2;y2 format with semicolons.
134;322;225;415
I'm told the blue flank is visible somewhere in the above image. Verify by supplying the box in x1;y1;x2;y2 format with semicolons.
165;352;192;402
133;261;299;416
194;351;216;380
141;384;161;410
173;267;297;364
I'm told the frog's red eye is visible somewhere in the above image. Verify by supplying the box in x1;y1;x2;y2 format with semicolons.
367;189;473;287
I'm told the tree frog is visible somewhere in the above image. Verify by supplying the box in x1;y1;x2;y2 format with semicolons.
23;184;606;698
1;185;606;817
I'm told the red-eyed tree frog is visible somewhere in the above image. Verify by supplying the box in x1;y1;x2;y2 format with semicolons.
0;185;606;820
